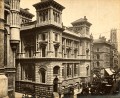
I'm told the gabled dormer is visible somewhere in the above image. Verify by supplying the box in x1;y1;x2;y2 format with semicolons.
33;0;65;28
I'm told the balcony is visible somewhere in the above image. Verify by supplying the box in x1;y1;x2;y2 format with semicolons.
53;41;60;47
39;40;48;46
79;34;91;39
79;55;91;60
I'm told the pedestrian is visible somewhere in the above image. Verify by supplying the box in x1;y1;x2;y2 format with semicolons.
22;94;25;98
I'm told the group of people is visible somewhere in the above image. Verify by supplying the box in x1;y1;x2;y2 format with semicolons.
81;76;119;95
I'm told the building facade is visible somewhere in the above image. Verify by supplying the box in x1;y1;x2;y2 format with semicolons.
0;0;34;98
92;29;118;78
92;36;112;77
15;0;93;97
110;29;119;70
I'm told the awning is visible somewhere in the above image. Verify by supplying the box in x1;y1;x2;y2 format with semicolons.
105;68;113;75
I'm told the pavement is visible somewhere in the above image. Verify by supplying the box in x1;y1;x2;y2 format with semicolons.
4;93;30;98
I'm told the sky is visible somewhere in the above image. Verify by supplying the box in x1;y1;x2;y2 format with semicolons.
20;0;120;51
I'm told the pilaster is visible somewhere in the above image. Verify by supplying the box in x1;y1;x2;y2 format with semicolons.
48;30;54;57
0;0;4;70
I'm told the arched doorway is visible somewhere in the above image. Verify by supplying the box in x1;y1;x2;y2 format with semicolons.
53;77;59;92
39;68;46;83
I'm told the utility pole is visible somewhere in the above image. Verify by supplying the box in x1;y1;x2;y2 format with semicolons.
0;0;8;97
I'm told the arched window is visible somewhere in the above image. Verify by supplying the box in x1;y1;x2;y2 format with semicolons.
39;68;46;83
53;66;60;75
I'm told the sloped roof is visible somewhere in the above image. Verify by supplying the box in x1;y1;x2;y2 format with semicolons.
93;38;111;46
71;16;92;26
63;29;79;37
72;18;85;24
20;8;34;18
33;0;65;11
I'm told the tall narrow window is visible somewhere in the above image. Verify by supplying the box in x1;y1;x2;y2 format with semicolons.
58;14;60;23
55;47;58;57
67;64;69;77
45;11;48;21
97;54;100;59
62;48;64;58
55;33;58;41
62;68;64;77
67;49;71;58
41;33;45;41
42;47;46;57
74;64;77;75
74;50;77;58
53;12;55;22
28;48;31;57
39;68;46;83
36;43;39;51
67;64;71;77
97;61;100;67
43;13;46;21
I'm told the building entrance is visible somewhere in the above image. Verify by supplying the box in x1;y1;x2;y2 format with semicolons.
53;77;59;92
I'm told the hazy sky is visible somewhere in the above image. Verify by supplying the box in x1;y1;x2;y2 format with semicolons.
20;0;120;51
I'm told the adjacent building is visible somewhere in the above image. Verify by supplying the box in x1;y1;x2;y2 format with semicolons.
92;29;118;78
15;0;93;97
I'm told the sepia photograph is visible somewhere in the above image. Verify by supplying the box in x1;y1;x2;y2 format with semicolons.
0;0;120;98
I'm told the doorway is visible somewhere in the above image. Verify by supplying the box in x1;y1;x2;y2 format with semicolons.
53;77;59;92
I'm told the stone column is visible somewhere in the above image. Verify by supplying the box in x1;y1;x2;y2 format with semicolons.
58;33;62;58
16;63;21;81
0;0;4;71
64;39;67;58
50;6;53;24
48;30;54;57
64;64;67;79
0;0;8;97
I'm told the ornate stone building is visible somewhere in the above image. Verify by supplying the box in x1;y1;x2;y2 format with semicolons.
92;36;112;76
15;0;93;97
92;29;118;77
